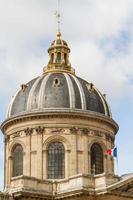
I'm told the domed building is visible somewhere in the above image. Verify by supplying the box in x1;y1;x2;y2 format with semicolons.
0;32;133;200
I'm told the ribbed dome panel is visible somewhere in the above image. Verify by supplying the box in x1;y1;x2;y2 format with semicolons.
7;73;111;118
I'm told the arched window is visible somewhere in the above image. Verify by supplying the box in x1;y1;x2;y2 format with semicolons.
12;144;23;177
57;52;61;64
48;142;65;179
64;53;67;64
90;143;103;175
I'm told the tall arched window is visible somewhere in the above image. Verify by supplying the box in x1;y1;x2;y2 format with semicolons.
48;142;65;179
12;144;23;177
64;53;67;64
90;143;103;175
51;53;54;63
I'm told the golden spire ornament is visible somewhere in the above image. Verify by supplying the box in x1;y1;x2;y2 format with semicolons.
43;0;75;74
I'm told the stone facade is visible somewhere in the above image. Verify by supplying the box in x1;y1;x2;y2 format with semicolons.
2;112;118;190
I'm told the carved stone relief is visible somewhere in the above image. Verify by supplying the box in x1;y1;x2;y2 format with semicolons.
70;127;78;134
4;135;10;143
24;128;33;136
51;128;65;134
35;126;45;134
12;132;20;138
82;128;90;135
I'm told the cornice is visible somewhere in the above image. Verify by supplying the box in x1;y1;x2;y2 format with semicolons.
1;110;119;134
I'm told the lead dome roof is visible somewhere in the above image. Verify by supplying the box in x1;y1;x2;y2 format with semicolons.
6;33;112;119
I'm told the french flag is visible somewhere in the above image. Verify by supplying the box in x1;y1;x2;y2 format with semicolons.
106;147;117;158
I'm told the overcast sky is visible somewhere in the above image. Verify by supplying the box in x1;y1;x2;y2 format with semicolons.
0;0;133;190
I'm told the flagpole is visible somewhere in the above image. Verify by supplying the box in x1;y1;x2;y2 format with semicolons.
116;146;119;175
106;146;119;175
114;146;119;175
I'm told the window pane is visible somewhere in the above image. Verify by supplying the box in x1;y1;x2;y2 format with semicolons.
12;145;23;177
91;143;103;175
57;52;61;64
48;142;65;179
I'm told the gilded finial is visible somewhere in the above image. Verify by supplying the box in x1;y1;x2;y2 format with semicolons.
57;31;61;38
43;0;75;74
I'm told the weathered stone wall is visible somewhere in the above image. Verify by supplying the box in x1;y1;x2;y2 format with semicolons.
0;193;12;200
3;113;116;191
7;194;133;200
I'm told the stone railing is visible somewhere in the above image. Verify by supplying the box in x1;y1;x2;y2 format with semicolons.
0;192;12;200
10;176;53;195
9;174;95;195
5;173;119;197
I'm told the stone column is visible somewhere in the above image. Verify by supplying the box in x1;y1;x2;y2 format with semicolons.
24;128;32;176
8;156;12;186
4;136;9;189
66;150;71;178
83;131;89;174
36;126;44;179
43;150;47;179
69;127;78;176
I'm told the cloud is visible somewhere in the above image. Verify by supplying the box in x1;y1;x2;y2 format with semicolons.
0;0;133;105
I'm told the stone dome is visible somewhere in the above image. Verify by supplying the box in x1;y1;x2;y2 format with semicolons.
7;33;112;119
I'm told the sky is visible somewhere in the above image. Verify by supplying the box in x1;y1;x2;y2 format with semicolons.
0;0;133;190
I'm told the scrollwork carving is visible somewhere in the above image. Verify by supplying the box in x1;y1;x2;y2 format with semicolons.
4;135;10;143
12;132;20;138
94;130;102;137
51;128;64;134
106;133;115;143
24;127;33;136
70;126;78;134
35;126;45;134
82;128;89;135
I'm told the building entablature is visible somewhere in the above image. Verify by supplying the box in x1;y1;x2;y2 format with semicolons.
1;110;118;134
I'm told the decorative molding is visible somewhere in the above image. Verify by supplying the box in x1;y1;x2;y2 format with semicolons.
12;132;20;138
86;83;94;93
4;135;10;143
81;128;90;135
24;128;33;136
70;126;78;134
51;128;64;134
77;150;83;154
106;133;115;143
88;130;115;144
94;130;103;137
8;156;12;160
66;149;71;153
35;126;45;134
30;150;37;154
89;130;95;136
1;111;119;134
121;184;133;195
111;182;133;197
